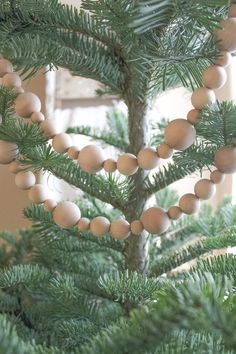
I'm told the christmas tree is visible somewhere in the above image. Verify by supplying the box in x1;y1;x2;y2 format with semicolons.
0;0;236;352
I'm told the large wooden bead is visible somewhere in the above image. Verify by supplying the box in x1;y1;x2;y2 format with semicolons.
194;179;216;200
130;220;144;235
168;206;182;220
15;93;41;118
77;217;90;231
53;201;81;229
137;147;159;170
110;219;131;239
141;207;170;234
214;146;236;174
103;159;117;173
44;199;57;212
90;216;110;237
202;65;227;90
31;112;45;124
67;146;80;160
28;184;49;204
179;194;200;214
8;160;26;174
40;119;60;139
2;73;22;88
216;19;236;52
229;4;236;17
52;133;72;153
187;109;200;125
210;170;225;184
214;51;232;67
191;88;216;109
15;171;36;190
164;119;196;151
117;153;138;176
157;144;173;159
78;145;105;174
0;140;18;164
0;59;13;77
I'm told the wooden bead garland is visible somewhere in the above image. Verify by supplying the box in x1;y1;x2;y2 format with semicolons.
110;219;131;239
137;147;159;170
214;146;236;174
44;199;57;212
194;179;216;200
141;207;170;234
52;133;72;154
164;119;196;150
77;217;90;231
202;65;227;90
53;201;81;229
117;153;138;176
191;88;216;109
179;194;200;215
15;93;41;118
90;216;110;237
15;171;36;190
28;184;49;204
0;59;13;77
216;18;236;52
2;73;22;89
78;145;105;174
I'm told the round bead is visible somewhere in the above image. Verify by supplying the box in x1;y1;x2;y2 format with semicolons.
137;147;159;170
67;146;80;160
0;140;18;164
187;109;200;125
14;87;24;94
8;160;26;174
53;201;81;229
31;112;45;123
77;217;90;231
229;4;236;18
15;171;36;190
210;170;225;184
179;194;200;215
216;19;236;52
164;119;196;151
40;119;61;139
157;144;173;159
52;133;72;153
15;93;41;118
2;73;22;88
214;146;236;174
0;59;13;77
168;206;182;220
202;65;227;90
103;159;117;173
78;145;105;174
90;216;110;237
110;219;131;239
44;199;57;212
141;207;171;234
28;184;49;204
191;88;216;109
130;220;144;235
194;179;216;200
117;153;139;176
214;51;232;67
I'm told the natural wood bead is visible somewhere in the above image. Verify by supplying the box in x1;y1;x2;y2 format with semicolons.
2;73;22;88
15;171;36;190
0;140;18;164
194;179;216;200
229;4;236;17
164;119;196;151
168;206;182;220
214;51;232;67
67;146;80;160
157;143;173;159
202;65;227;90
141;207;171;234
78;145;105;174
214;146;236;174
90;216;110;237
77;217;90;231
52;133;72;153
0;59;13;77
53;201;81;229
191;88;216;110
187;109;200;125
28;184;49;204
210;170;225;184
14;87;24;94
137;147;159;170
15;93;41;118
216;19;236;52
103;159;117;173
8;160;26;174
117;153;138;176
130;220;144;235
44;199;57;212
179;193;200;215
31;112;45;124
110;219;131;239
40;119;60;139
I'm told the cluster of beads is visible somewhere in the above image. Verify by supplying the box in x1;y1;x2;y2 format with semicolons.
0;5;236;238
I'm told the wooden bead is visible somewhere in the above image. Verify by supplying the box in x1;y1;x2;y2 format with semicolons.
168;206;182;220
229;4;236;17
117;153;139;176
0;59;13;77
90;216;110;237
141;207;170;234
31;112;45;123
179;193;200;214
8;160;26;174
2;73;22;88
110;219;131;239
44;199;57;212
164;119;196;151
53;201;81;229
52;133;72;153
214;51;232;67
78;145;105;174
77;217;90;231
137;147;159;170
216;19;236;52
15;171;36;190
67;146;80;160
130;220;144;235
157;143;173;159
15;93;41;118
194;179;216;200
214;146;236;174
202;65;227;90
0;140;18;164
191;88;216;110
14;87;24;94
40;119;60;139
187;109;200;125
103;159;117;173
210;170;225;184
28;184;49;204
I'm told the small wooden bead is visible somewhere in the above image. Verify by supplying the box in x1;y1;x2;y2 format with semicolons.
179;193;200;215
130;220;144;235
0;59;13;77
52;133;72;153
137;147;160;170
44;199;57;212
15;171;36;190
168;206;182;220
191;88;216;110
214;146;236;174
90;216;110;237
157;143;173;159
53;201;81;229
15;93;41;118
187;109;200;125
0;140;18;164
164;119;196;151
216;19;236;52
40;119;61;139
202;65;227;90
141;207;171;234
31;112;45;124
28;184;49;204
14;87;24;94
78;145;105;174
77;217;90;231
103;159;117;173
2;73;22;89
8;160;26;174
210;170;225;184
110;219;131;239
214;51;232;67
229;4;236;17
117;153;139;176
194;179;216;200
67;146;80;160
